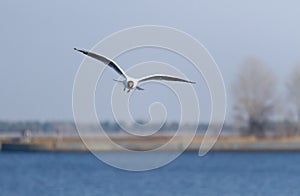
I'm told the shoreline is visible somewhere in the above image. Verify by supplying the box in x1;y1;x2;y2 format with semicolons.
1;134;300;152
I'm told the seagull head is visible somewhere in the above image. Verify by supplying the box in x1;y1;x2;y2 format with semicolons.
127;81;134;88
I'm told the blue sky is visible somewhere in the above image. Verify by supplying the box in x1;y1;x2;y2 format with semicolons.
0;0;299;123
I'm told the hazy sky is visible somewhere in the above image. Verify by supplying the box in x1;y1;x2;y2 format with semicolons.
0;1;299;123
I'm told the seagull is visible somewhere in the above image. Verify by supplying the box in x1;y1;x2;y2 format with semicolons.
74;48;195;93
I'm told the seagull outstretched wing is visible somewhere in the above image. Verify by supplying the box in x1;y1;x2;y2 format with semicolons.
74;48;126;78
138;74;195;84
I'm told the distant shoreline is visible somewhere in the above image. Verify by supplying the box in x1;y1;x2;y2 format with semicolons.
1;134;300;152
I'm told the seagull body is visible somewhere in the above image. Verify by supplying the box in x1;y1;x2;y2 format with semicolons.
74;48;195;92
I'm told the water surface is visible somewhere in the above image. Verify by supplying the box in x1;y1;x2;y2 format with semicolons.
0;152;299;196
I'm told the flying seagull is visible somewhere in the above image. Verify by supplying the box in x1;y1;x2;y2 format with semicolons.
74;48;195;92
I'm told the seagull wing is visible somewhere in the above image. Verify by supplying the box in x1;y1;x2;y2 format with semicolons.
138;74;195;84
74;48;126;78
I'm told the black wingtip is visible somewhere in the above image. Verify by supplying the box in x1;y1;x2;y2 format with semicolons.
74;48;88;55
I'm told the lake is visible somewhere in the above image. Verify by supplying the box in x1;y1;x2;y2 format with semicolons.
0;152;299;196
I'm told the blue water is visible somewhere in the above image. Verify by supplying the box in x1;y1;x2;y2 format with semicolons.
0;152;300;196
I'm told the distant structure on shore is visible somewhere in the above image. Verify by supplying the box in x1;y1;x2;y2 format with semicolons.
21;129;31;143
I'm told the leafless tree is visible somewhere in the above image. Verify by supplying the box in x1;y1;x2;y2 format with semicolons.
232;58;278;137
286;65;300;133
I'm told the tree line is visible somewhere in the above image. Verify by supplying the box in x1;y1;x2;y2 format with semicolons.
232;57;300;137
0;121;217;133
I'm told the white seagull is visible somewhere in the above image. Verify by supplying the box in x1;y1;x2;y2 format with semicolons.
74;48;195;92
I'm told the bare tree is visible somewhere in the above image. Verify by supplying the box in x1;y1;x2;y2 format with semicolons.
232;58;278;137
286;65;300;133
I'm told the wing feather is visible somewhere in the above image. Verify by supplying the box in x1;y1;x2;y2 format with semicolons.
138;74;195;84
74;48;126;78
